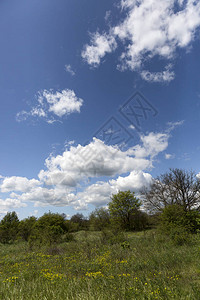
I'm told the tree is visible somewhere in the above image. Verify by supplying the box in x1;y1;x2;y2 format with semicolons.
0;211;19;243
108;190;141;230
31;212;68;245
18;216;37;242
89;207;110;230
141;168;200;213
70;213;88;231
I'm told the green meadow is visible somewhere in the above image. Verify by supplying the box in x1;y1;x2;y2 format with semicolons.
0;230;200;300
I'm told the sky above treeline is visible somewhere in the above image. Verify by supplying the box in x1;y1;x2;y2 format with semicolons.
0;0;200;219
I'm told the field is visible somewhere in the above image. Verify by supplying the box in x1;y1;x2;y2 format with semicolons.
0;230;200;299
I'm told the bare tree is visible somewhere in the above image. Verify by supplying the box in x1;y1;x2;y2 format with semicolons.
141;168;200;213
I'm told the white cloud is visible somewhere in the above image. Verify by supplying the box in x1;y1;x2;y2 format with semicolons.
0;198;27;215
165;153;175;159
129;124;135;130
82;0;200;81
16;110;29;122
105;10;111;22
74;170;152;209
0;176;41;193
16;89;83;123
38;136;157;189
110;170;152;192
141;65;175;83
128;132;169;159
82;32;117;67
43;89;83;117
75;182;114;209
35;132;168;207
166;120;184;132
17;186;76;207
0;129;172;209
31;107;47;118
65;64;75;76
197;173;200;179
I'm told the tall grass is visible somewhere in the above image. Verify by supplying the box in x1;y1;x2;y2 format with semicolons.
0;230;200;299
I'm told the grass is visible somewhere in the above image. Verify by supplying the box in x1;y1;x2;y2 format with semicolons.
0;230;200;299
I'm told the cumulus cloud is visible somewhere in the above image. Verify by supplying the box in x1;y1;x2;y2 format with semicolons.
0;198;26;215
17;186;76;207
0;128;173;209
128;132;169;159
38;134;162;189
74;170;153;209
82;0;200;80
110;170;152;192
30;132;168;207
0;176;41;193
75;182;114;209
16;89;83;123
82;32;117;67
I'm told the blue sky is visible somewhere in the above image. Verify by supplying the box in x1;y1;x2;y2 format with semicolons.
0;0;200;219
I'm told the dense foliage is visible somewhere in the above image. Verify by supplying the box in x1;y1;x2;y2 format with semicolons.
0;169;199;246
108;190;148;231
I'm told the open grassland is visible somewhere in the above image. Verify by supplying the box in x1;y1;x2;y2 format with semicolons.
0;230;200;299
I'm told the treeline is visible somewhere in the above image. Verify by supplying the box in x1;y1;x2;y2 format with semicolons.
0;190;151;245
0;168;200;246
0;205;150;246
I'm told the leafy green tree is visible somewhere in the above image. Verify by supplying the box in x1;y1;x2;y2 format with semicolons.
131;210;149;231
0;211;19;243
89;207;110;230
108;190;141;230
18;216;37;242
70;213;89;231
31;212;68;245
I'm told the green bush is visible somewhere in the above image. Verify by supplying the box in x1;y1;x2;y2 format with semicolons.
100;229;127;245
168;224;191;245
159;205;200;244
29;212;68;246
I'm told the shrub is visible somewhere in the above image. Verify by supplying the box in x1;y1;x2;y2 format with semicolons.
159;205;200;244
29;212;68;246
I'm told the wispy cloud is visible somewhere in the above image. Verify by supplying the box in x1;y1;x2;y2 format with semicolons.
129;124;135;130
166;120;184;132
165;153;175;159
141;64;175;83
16;89;83;123
65;64;75;76
82;0;200;81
